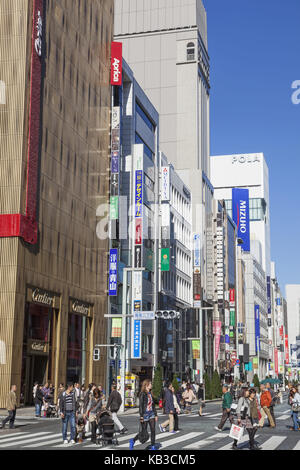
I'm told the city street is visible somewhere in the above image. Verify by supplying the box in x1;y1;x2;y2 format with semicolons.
1;397;299;451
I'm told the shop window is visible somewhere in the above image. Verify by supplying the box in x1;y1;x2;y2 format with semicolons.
66;313;88;384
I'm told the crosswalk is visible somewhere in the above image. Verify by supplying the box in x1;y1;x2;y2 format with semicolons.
0;427;298;450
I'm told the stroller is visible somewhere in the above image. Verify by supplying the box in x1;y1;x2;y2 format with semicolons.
45;403;59;418
97;411;119;447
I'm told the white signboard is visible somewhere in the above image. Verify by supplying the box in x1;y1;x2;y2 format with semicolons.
161;166;170;201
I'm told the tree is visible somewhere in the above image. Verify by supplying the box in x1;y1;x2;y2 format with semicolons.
253;374;260;389
152;363;163;403
204;373;212;400
211;370;222;399
172;374;180;393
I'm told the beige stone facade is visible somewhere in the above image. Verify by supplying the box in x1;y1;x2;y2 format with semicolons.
0;0;114;407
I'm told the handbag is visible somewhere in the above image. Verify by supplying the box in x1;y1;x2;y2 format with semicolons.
229;423;244;441
138;422;149;444
292;403;300;412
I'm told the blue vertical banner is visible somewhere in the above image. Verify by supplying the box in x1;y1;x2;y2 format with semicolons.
232;188;250;252
255;304;260;354
135;170;143;218
108;249;118;296
133;320;141;358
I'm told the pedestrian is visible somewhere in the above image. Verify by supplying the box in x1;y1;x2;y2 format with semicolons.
172;385;181;431
198;383;205;417
289;387;300;431
182;383;196;414
60;383;77;445
57;383;65;415
129;379;158;450
34;384;44;418
259;384;275;428
33;382;39;403
265;382;276;427
74;382;81;400
106;384;128;435
159;381;176;433
232;388;262;451
215;384;233;432
0;385;17;430
86;388;103;444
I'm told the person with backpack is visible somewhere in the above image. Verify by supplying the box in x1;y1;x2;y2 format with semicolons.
129;379;158;450
106;384;128;435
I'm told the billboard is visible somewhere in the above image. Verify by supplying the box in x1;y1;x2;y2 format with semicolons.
161;166;170;201
108;249;118;296
232;188;250;252
111;42;122;86
255;304;260;354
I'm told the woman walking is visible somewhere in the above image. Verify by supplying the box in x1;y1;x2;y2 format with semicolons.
289;387;300;431
232;388;261;451
182;383;196;414
198;383;205;417
129;379;158;450
86;389;102;444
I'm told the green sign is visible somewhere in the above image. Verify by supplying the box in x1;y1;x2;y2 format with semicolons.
161;248;170;272
110;196;119;220
230;310;235;326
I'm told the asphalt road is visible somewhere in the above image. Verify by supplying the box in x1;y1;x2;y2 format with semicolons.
0;396;299;451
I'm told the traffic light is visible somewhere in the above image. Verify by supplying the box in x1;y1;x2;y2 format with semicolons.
93;348;100;361
155;310;181;320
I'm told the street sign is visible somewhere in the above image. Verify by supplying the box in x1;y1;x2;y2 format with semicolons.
133;311;155;321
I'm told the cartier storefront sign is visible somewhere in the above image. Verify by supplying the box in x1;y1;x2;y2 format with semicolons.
70;299;92;316
32;288;55;306
27;339;49;356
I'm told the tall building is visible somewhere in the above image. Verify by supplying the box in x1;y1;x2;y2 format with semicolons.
0;0;114;406
108;58;160;387
211;153;271;277
114;0;213;382
286;284;300;362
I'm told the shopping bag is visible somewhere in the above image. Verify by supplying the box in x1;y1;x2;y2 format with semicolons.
85;420;90;434
229;424;244;441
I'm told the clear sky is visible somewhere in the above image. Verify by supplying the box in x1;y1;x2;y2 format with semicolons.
203;0;300;293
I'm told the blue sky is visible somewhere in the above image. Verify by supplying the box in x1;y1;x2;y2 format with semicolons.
203;0;300;293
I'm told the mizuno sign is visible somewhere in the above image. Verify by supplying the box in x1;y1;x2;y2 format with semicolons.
232;188;250;252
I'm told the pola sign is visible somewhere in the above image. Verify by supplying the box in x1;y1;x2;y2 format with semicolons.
111;42;122;86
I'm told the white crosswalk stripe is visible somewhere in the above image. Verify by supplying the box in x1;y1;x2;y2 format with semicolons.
260;436;287;450
22;433;64;448
293;440;300;450
0;432;52;448
0;432;29;441
183;432;228;449
277;415;291;421
160;432;202;449
218;434;261;450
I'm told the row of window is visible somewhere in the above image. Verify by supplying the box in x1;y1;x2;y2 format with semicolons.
225;198;267;222
162;272;191;304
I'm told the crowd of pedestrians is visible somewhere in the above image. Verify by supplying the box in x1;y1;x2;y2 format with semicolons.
2;377;300;450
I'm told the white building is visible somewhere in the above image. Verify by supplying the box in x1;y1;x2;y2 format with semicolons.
286;284;300;360
114;0;213;303
210;153;271;277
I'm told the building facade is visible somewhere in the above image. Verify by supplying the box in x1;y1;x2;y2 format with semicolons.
114;0;214;383
0;0;114;406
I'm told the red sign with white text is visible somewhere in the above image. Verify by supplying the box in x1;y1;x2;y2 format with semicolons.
274;348;279;375
111;42;122;86
229;289;235;303
285;335;289;365
135;219;142;245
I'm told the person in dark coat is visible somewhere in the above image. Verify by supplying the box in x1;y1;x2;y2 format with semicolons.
34;385;44;418
159;382;176;433
106;385;128;434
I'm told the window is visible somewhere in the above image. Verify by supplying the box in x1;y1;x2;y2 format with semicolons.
135;133;154;161
136;101;155;132
187;42;195;61
225;198;266;222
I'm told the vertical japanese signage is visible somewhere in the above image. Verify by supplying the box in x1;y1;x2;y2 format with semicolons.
161;166;170;201
132;271;142;359
109;249;118;296
274;348;279;375
267;276;271;315
110;106;120;221
213;321;222;364
111;42;122;86
193;235;201;306
255;305;260;354
285;335;289;365
232;188;250;252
